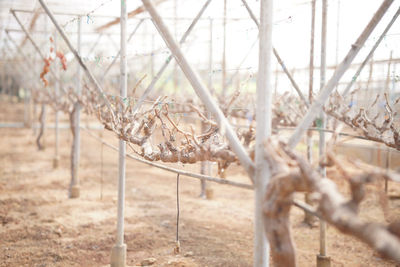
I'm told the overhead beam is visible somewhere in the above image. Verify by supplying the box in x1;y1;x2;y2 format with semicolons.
96;0;167;32
19;9;40;48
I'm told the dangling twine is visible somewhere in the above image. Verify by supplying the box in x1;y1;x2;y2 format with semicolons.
174;173;181;254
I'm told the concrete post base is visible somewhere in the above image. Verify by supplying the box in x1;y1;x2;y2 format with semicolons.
110;243;127;267
69;185;80;199
205;187;214;200
53;157;59;169
316;254;331;267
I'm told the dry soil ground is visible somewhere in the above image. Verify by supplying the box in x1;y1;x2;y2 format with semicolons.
1;100;400;266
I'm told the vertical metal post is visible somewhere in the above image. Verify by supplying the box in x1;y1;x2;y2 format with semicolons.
335;0;341;69
151;33;155;79
304;0;316;226
53;31;60;168
256;0;273;266
274;63;278;96
208;18;213;94
111;1;127;266
200;17;214;199
317;1;330;266
33;49;38;135
70;16;82;198
222;0;227;97
392;62;397;92
384;51;393;193
173;0;178;92
385;51;393;94
40;14;48;150
102;20;144;79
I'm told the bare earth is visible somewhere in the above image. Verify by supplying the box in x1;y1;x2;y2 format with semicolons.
1;102;400;266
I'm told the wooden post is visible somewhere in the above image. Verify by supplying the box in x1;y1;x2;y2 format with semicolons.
317;1;330;266
110;1;128;266
288;0;395;149
257;0;274;265
141;0;255;179
69;16;82;198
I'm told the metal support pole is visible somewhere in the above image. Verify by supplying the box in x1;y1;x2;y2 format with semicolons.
335;0;341;70
304;0;316;227
209;18;213;94
342;6;400;96
151;33;155;79
200;17;214;199
222;0;227;97
173;0;178;92
110;1;127;266
37;0;114;115
38;14;48;150
69;17;82;198
53;31;60;168
131;0;213;114
385;51;393;94
392;62;397;92
141;0;255;179
288;0;394;149
256;0;273;265
317;1;330;267
103;19;144;78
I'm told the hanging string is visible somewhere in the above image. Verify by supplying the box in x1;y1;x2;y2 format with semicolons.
174;173;181;254
100;130;104;200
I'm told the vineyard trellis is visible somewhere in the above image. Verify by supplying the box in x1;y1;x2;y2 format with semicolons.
1;0;400;267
